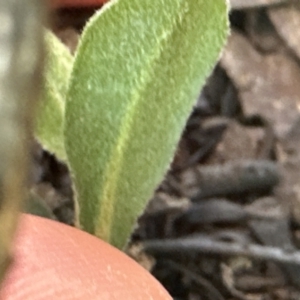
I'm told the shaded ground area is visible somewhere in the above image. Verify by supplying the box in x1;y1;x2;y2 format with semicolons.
29;1;300;299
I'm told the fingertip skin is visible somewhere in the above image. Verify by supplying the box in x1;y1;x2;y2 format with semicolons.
0;214;171;300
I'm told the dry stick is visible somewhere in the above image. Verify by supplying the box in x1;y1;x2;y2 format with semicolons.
0;0;44;283
186;160;280;201
144;235;300;265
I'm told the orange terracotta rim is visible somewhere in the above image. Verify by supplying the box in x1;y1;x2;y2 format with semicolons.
51;0;109;9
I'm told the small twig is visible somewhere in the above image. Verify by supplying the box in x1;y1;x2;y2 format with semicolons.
144;235;300;265
183;160;280;201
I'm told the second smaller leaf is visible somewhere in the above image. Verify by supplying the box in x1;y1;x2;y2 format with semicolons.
35;31;73;161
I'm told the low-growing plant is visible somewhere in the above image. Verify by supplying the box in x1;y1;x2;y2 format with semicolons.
36;0;229;249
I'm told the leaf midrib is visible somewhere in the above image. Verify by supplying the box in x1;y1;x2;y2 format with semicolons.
94;0;186;242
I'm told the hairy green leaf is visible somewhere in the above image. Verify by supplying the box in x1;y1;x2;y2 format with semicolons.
65;0;229;248
35;31;73;161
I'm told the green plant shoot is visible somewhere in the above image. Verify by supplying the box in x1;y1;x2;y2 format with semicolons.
63;0;229;248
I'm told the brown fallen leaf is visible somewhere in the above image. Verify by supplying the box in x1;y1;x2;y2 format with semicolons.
268;2;300;59
206;119;264;164
221;30;300;137
277;117;300;225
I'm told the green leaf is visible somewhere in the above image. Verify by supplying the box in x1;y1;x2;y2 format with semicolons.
35;31;73;161
65;0;229;249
